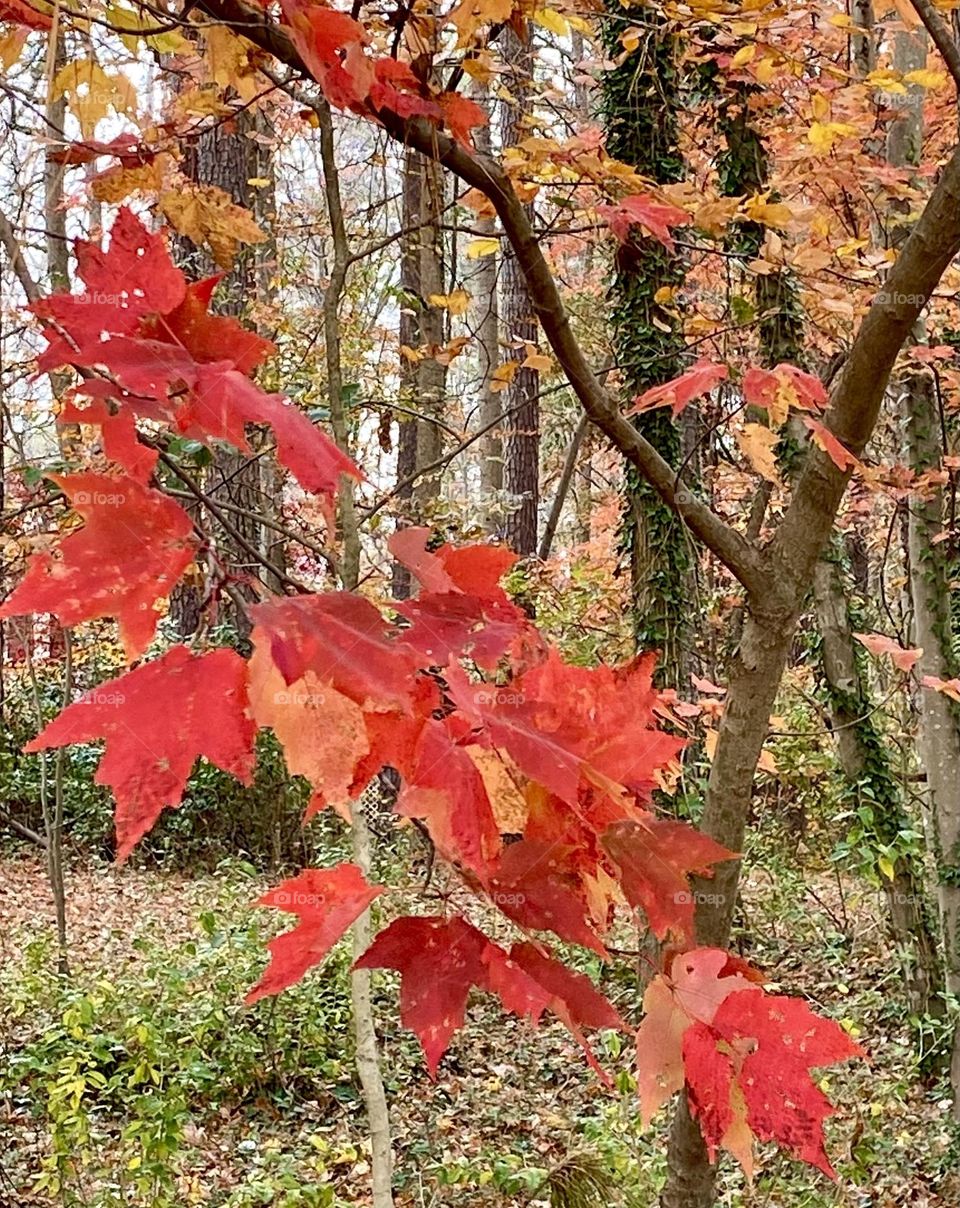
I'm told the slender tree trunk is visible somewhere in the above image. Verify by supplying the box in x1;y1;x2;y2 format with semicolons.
903;371;960;1112
392;149;448;592
318;101;395;1203
500;26;540;555
466;83;502;528
813;552;942;1015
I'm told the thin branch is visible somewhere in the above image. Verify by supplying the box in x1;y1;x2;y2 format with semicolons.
907;0;960;89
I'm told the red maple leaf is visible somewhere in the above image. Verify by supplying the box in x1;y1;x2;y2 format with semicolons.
0;472;196;661
250;593;421;711
684;987;863;1177
485;839;608;955
598;194;690;250
626;360;729;417
601;818;735;942
390;528;527;668
24;646;256;859
802;416;860;473
247;863;382;1003
396;719;502;878
354;915;504;1075
438;91;487;148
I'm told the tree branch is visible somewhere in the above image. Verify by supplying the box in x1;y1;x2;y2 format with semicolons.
907;0;960;89
195;0;773;599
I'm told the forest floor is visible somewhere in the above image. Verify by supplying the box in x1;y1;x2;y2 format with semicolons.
1;843;957;1208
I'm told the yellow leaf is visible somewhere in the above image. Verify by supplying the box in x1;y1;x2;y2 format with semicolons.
91;158;168;205
744;192;794;228
52;59;137;138
755;54;777;85
448;0;513;48
807;120;858;154
654;285;678;304
904;68;947;90
731;44;756;68
466;237;499;258
621;27;641;53
866;69;905;94
736;422;781;483
523;351;553;373
462;56;495;84
810;92;831;121
427;288;471;316
159;179;267;269
0;27;27;69
491;360;519;392
877;854;896;881
533;8;569;37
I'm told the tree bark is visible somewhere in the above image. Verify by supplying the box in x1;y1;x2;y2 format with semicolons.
903;371;960;1111
499;26;540;555
317;100;396;1203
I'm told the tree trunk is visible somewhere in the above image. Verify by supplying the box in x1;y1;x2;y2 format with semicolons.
499;26;540;555
813;552;942;1015
173;104;283;636
317;99;395;1203
466;83;502;528
903;371;960;1111
392;149;448;593
601;6;691;688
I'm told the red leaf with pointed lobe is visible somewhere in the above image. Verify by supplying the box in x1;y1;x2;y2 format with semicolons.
599;193;690;249
390;529;527;669
627;360;728;417
684;987;863;1178
144;277;276;374
743;362;827;415
486;839;607;955
396;719;502;878
601;818;735;942
24;646;255;859
180;365;361;507
509;943;628;1034
247;863;382;1003
802;416;860;473
369;58;441;122
59;392;159;482
438;91;488;147
354;915;494;1076
0;473;195;661
250;594;421;711
635;948;763;1126
450;651;683;808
